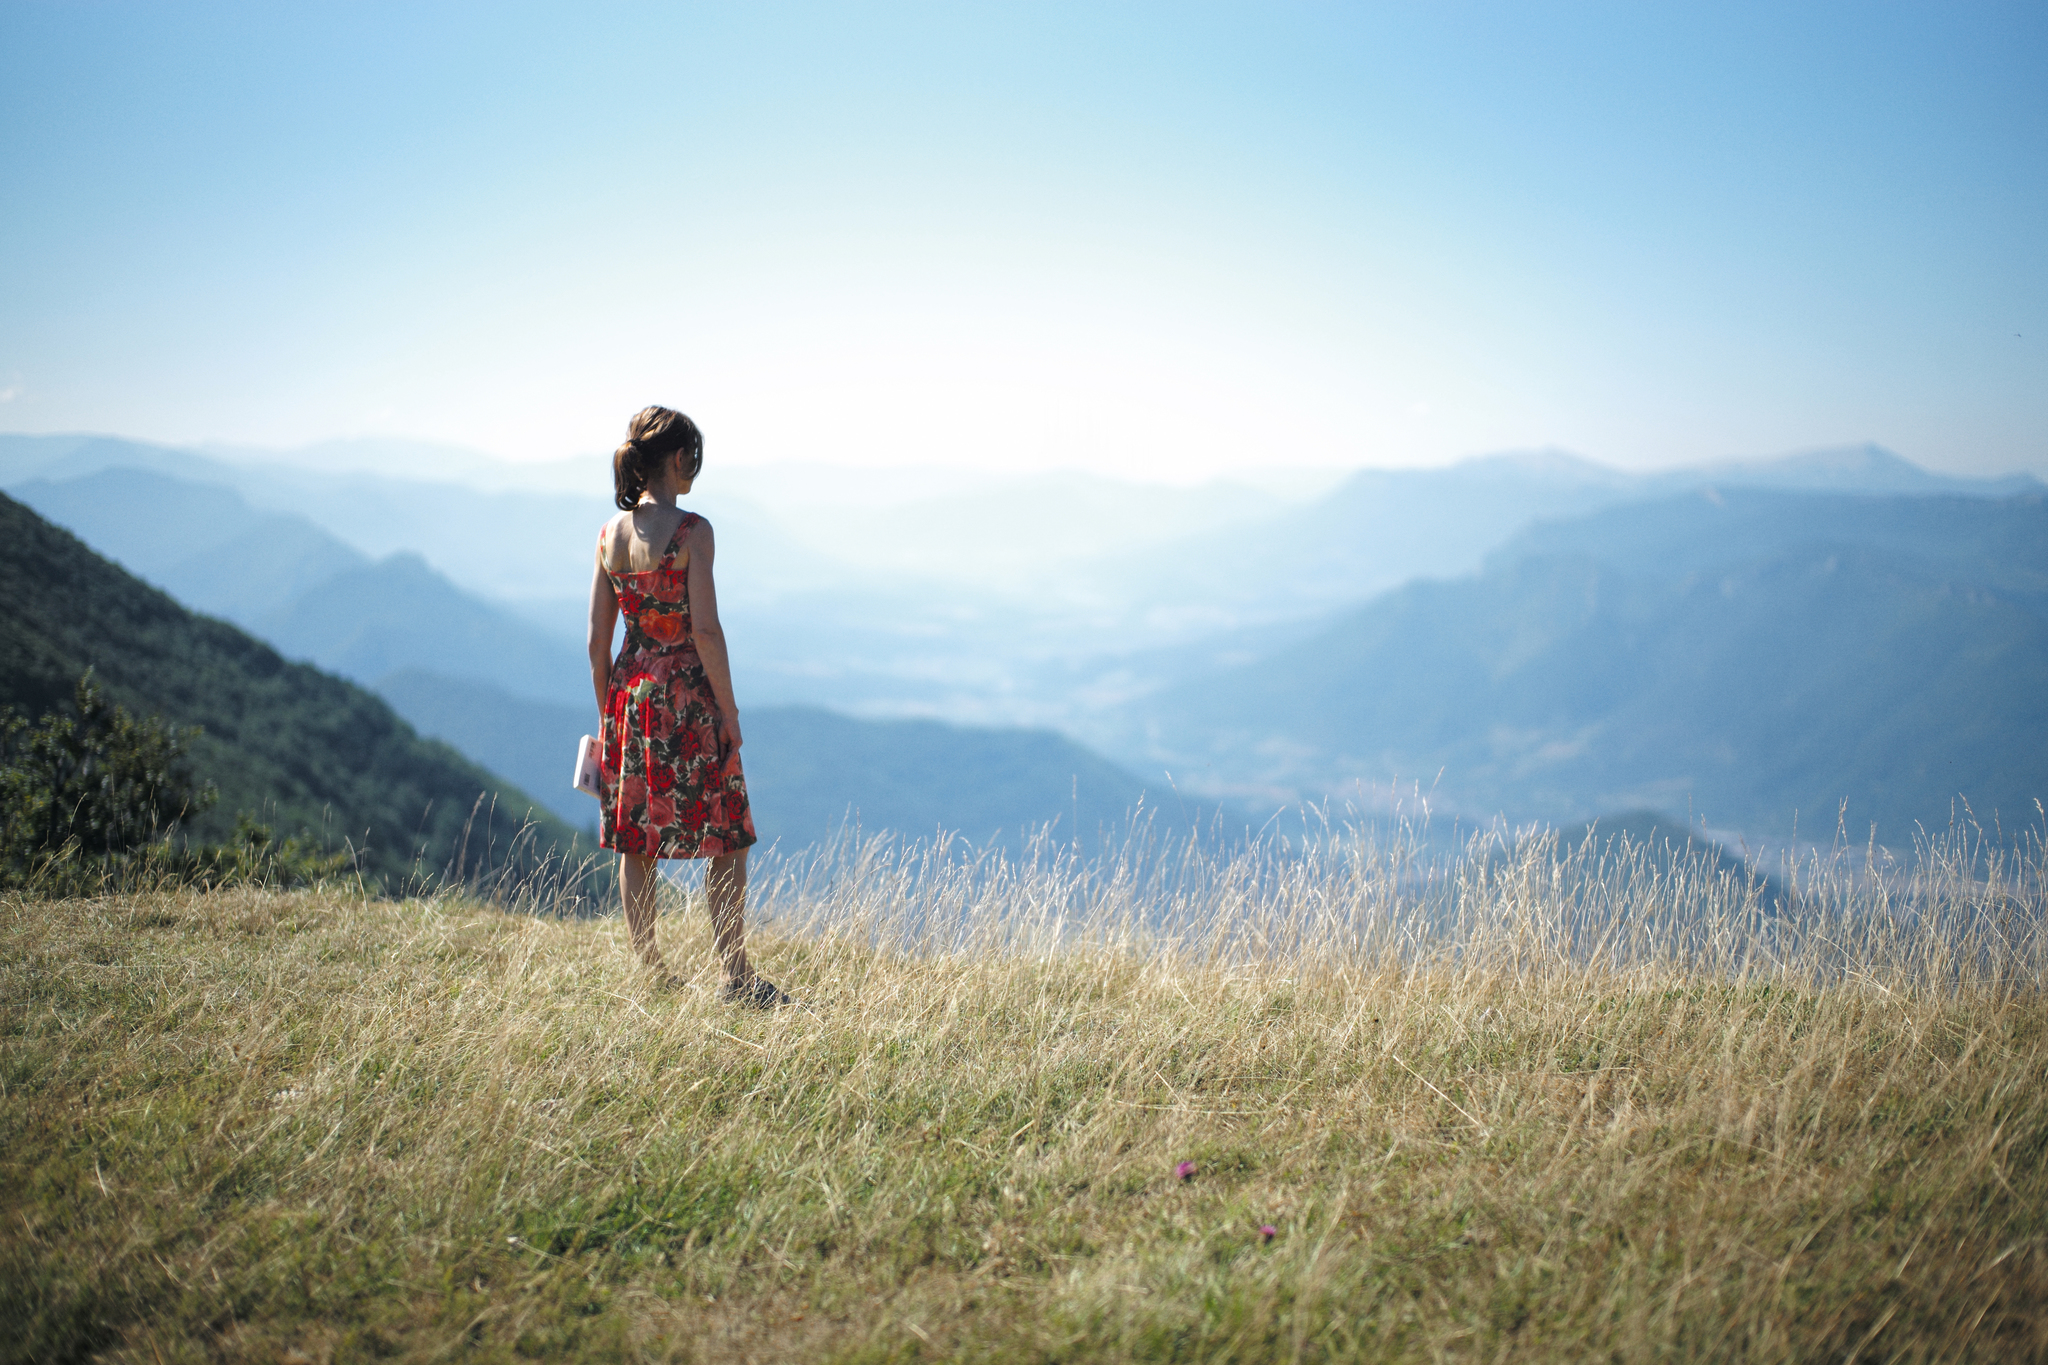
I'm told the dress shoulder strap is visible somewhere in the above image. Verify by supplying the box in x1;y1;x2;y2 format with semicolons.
659;512;697;570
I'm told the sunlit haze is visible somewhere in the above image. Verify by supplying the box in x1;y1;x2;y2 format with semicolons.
4;2;2044;481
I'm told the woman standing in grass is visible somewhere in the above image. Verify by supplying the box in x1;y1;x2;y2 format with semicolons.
587;406;789;1006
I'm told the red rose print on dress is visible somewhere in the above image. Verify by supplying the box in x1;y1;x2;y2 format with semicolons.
596;511;758;860
642;613;687;646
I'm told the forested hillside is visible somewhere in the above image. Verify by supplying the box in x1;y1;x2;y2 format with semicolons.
0;494;586;886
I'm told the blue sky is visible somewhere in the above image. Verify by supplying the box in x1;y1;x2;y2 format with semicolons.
3;2;2043;480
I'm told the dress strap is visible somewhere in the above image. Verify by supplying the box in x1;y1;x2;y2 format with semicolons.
659;512;695;570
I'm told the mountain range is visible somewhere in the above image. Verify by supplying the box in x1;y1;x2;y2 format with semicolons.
4;440;1209;846
6;431;2041;854
1119;487;2048;841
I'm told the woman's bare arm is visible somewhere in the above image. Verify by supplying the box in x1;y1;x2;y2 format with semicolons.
587;535;620;715
684;517;743;749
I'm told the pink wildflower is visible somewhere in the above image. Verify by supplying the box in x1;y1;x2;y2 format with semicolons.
1174;1160;1196;1182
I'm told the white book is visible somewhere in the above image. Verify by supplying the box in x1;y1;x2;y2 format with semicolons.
571;734;603;797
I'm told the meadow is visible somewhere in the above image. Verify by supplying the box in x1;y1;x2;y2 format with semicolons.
3;821;2045;1362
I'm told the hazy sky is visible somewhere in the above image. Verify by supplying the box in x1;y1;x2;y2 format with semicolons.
3;2;2043;480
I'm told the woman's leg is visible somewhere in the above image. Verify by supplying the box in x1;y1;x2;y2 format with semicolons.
706;849;752;987
619;853;665;970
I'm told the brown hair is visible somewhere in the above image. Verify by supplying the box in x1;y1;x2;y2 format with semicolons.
612;406;704;510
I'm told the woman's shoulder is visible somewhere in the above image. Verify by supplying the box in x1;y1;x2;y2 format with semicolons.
596;509;640;567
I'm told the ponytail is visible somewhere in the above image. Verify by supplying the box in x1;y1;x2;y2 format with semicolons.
612;406;704;510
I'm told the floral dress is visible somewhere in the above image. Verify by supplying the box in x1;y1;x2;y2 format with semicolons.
597;511;757;859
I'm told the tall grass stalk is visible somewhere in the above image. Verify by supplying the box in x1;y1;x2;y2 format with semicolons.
755;813;2045;992
3;819;2044;1361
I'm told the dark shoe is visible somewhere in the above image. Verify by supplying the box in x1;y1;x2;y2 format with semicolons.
721;977;795;1009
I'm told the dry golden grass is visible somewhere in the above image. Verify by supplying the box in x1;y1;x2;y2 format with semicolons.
3;825;2045;1362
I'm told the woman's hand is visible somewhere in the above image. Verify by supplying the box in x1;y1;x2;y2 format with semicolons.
721;711;744;750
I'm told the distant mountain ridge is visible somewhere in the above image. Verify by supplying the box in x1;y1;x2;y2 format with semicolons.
9;467;587;707
10;434;2035;645
257;554;588;705
1121;488;2048;841
1650;443;2044;499
374;669;1225;851
1493;486;2048;606
1112;444;2046;628
2;440;1219;850
739;706;1225;853
11;457;1202;849
10;467;370;624
0;433;840;614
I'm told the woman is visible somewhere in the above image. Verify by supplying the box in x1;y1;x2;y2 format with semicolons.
588;405;789;1006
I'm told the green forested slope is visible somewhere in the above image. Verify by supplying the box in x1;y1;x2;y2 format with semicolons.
0;493;585;886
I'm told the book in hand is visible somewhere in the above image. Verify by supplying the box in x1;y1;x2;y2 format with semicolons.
572;734;603;798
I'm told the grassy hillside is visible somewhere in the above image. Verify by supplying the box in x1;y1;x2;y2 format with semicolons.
0;493;586;887
3;822;2042;1361
1133;492;2048;841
